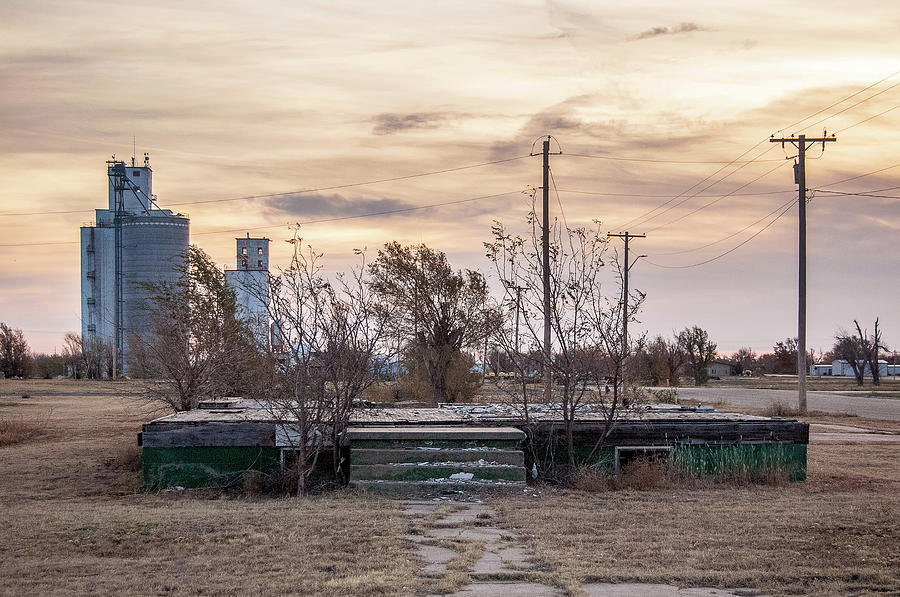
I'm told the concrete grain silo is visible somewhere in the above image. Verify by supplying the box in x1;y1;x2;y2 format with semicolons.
80;155;189;376
225;235;271;348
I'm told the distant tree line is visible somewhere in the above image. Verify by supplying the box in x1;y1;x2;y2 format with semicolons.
0;323;111;380
629;318;889;387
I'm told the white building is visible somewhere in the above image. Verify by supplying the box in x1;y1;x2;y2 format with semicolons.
225;235;270;347
706;360;736;378
809;360;895;377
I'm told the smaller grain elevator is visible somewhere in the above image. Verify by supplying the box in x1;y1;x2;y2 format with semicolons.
225;235;271;348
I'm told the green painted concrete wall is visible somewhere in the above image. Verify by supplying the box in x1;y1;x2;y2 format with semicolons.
143;440;807;490
142;446;281;491
568;443;807;482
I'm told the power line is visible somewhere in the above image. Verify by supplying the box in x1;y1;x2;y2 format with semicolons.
644;200;795;269
644;159;790;233
814;189;900;199
191;190;522;236
610;143;779;231
0;155;530;217
547;167;568;229
653;196;797;256
562;152;782;164
820;162;900;186
781;69;900;131
557;188;792;198
619;144;780;231
794;81;900;133
833;103;900;134
614;70;900;233
0;189;523;247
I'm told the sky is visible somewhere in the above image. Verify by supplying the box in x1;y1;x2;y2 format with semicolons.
1;0;899;357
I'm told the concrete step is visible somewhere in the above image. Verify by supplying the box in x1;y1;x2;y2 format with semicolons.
346;426;527;441
345;426;526;450
346;426;528;490
351;462;527;483
352;448;525;466
350;479;527;497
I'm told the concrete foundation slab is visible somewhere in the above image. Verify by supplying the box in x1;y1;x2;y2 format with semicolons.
437;581;563;596
583;584;763;596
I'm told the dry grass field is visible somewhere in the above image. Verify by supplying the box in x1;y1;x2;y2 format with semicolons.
0;380;421;596
2;379;898;596
708;374;900;396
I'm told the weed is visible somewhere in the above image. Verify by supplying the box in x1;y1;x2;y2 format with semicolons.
614;457;668;490
0;413;46;446
569;466;613;492
764;400;798;417
105;443;142;472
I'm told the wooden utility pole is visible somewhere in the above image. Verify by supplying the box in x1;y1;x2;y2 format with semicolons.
769;133;836;413
608;232;646;357
528;135;561;400
541;138;552;401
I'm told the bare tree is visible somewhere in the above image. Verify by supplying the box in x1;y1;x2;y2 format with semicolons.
485;202;641;475
130;246;255;411
262;241;390;493
835;319;887;386
82;334;113;379
677;325;717;386
733;347;756;376
642;334;686;386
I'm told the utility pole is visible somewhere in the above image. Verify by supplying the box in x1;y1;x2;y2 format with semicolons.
533;136;561;401
541;138;552;401
608;232;646;356
770;133;836;413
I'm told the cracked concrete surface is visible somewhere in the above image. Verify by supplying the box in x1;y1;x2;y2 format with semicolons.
402;499;764;597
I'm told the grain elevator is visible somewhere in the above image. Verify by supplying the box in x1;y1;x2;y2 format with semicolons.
80;155;190;375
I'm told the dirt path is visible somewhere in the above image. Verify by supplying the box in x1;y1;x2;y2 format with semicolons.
402;499;764;597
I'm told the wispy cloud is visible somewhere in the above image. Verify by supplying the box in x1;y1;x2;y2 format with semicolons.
371;112;455;135
636;22;706;40
263;193;416;220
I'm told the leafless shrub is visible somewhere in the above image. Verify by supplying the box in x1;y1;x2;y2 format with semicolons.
570;466;612;492
614;457;668;490
764;400;798;417
105;443;142;472
241;471;266;496
485;196;643;474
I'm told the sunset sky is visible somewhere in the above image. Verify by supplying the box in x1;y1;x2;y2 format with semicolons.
2;0;898;357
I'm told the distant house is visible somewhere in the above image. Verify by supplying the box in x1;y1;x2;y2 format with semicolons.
706;360;736;379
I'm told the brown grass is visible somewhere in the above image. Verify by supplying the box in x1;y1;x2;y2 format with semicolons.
0;379;421;596
0;412;49;446
709;374;900;394
497;442;900;595
3;378;898;596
